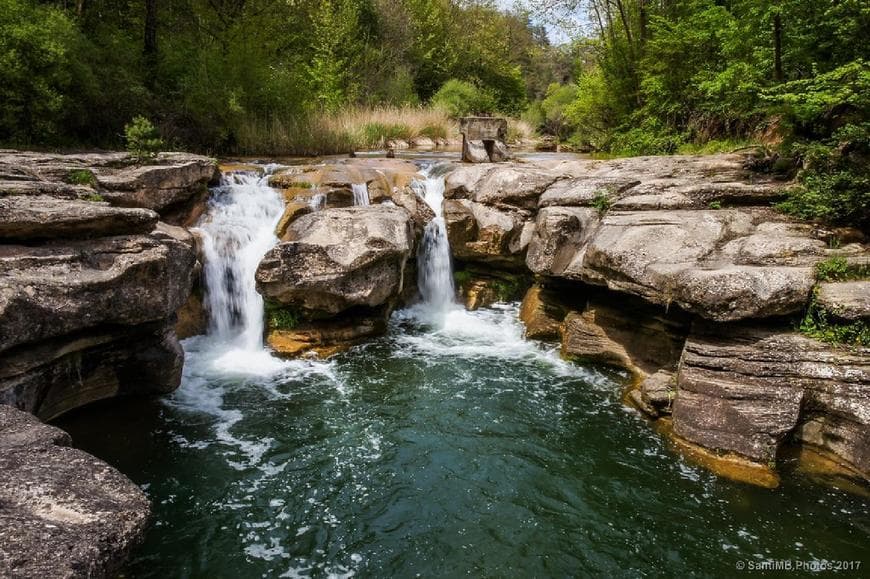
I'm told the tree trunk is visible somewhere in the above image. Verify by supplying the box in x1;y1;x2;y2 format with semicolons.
773;11;783;82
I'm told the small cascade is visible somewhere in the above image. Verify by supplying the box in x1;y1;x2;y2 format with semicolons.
352;183;370;206
412;164;455;312
196;169;286;351
309;192;326;211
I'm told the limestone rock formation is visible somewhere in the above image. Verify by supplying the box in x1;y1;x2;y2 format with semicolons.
0;151;210;418
0;151;218;225
470;154;869;485
459;117;510;163
269;158;434;237
256;206;416;357
673;323;870;477
447;155;857;323
256;206;415;315
816;281;870;320
0;405;149;578
559;298;689;380
0;196;158;240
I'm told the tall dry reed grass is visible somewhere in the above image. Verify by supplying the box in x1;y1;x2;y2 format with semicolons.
235;106;459;156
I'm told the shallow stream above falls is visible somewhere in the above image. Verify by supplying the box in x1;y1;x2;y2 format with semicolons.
57;153;869;578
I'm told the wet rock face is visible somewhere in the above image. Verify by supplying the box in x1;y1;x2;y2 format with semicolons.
0;405;150;578
673;323;870;476
256;206;415;315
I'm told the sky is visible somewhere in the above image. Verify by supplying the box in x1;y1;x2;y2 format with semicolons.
494;0;588;44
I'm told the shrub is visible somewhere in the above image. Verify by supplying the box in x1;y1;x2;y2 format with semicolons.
265;301;300;330
67;169;95;186
592;190;613;214
814;257;870;282
768;62;870;227
540;83;579;140
799;293;870;347
430;79;497;118
124;116;163;160
609;117;685;156
564;67;619;150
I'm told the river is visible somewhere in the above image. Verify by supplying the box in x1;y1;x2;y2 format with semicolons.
58;153;869;578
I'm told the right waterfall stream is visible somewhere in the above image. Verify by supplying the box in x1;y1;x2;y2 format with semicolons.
413;162;457;315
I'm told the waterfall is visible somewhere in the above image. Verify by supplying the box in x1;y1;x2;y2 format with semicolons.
352;183;370;206
412;164;455;311
196;169;285;351
309;193;326;211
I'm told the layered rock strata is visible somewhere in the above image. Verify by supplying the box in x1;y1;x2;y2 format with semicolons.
256;206;418;357
448;154;869;485
0;152;213;419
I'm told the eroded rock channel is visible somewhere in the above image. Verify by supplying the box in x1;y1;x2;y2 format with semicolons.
1;151;867;576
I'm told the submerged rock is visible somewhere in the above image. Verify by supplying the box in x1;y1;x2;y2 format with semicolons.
0;405;149;578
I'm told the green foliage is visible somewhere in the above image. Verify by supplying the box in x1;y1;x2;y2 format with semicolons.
431;79;497;117
592;190;613;215
814;257;870;282
491;277;523;302
0;0;559;152
360;122;413;145
124;116;163;160
67;170;95;186
770;65;870;227
563;67;620;150
799;292;870;347
82;192;104;202
286;181;314;189
539;83;578;140
0;0;79;143
610;118;684;156
419;123;448;140
708;201;722;210
265;301;301;331
537;0;870;227
453;269;473;288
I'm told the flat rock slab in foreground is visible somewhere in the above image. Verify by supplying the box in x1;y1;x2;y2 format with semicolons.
0;405;149;578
